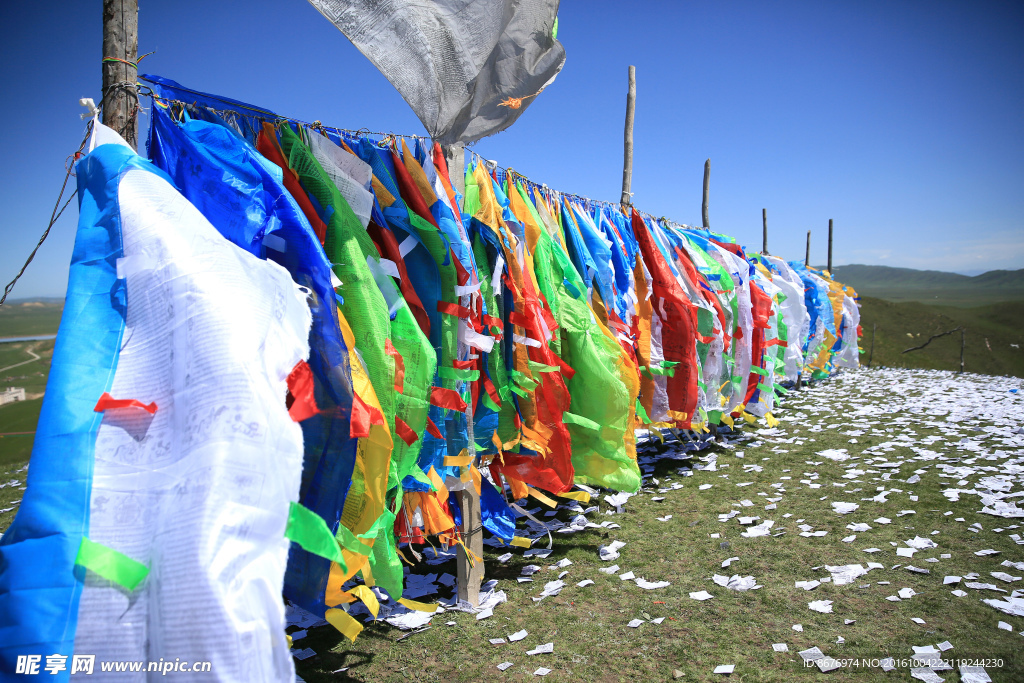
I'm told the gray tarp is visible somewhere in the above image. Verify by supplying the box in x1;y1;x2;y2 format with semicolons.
309;0;565;146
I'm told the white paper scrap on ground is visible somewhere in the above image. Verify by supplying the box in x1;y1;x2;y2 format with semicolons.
636;578;671;589
959;665;992;683
577;579;595;588
832;502;859;514
599;540;626;560
527;643;553;655
533;667;550;676
798;646;824;663
713;664;735;674
689;591;714;601
509;629;528;641
627;619;644;628
497;662;514;671
982;596;1024;617
809;600;833;613
772;643;788;652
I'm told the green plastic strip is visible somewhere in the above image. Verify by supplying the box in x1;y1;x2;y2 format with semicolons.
750;366;769;377
562;412;602;431
481;392;502;413
773;383;789;395
286;501;344;564
75;537;149;591
510;371;538;392
439;366;480;382
527;361;560;374
635;399;653;425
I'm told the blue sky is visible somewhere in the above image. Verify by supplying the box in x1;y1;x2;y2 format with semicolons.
1;0;1022;299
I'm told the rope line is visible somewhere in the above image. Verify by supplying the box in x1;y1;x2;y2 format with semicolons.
0;124;92;307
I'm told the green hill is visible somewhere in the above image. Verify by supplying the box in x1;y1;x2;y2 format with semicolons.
858;296;1024;378
831;264;1024;306
0;299;64;337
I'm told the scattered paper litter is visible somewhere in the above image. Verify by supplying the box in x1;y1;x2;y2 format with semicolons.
627;619;645;628
689;591;714;601
509;629;528;641
527;642;553;655
599;540;626;561
636;578;671;589
533;667;551;676
772;643;788;652
576;579;595;588
712;574;758;591
713;664;735;674
831;501;860;514
497;662;514;671
808;600;834;613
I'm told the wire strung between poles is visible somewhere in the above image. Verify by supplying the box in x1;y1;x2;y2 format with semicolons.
0;124;93;307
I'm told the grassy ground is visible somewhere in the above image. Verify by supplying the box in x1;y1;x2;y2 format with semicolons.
290;368;1024;683
0;300;63;337
859;297;1024;378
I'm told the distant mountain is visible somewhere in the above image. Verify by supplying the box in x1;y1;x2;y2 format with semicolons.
830;265;1024;307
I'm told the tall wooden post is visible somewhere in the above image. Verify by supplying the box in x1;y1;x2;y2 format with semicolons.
868;323;876;367
620;66;636;208
762;208;768;254
827;218;834;273
102;0;139;150
805;230;811;267
702;159;711;229
959;328;965;374
444;144;465;196
445;139;482;607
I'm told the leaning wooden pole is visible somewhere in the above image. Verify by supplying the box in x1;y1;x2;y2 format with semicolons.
702;159;711;229
805;230;811;267
762;209;768;254
959;328;966;374
102;0;139;150
620;66;636;209
456;394;483;607
445;140;482;607
827;218;834;273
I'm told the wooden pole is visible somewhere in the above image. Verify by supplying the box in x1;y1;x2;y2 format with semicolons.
447;140;480;606
959;328;965;374
805;230;811;267
827;218;834;273
620;66;636;208
102;0;139;150
444;144;465;196
762;209;768;254
868;323;876;367
702;159;711;229
456;398;483;606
